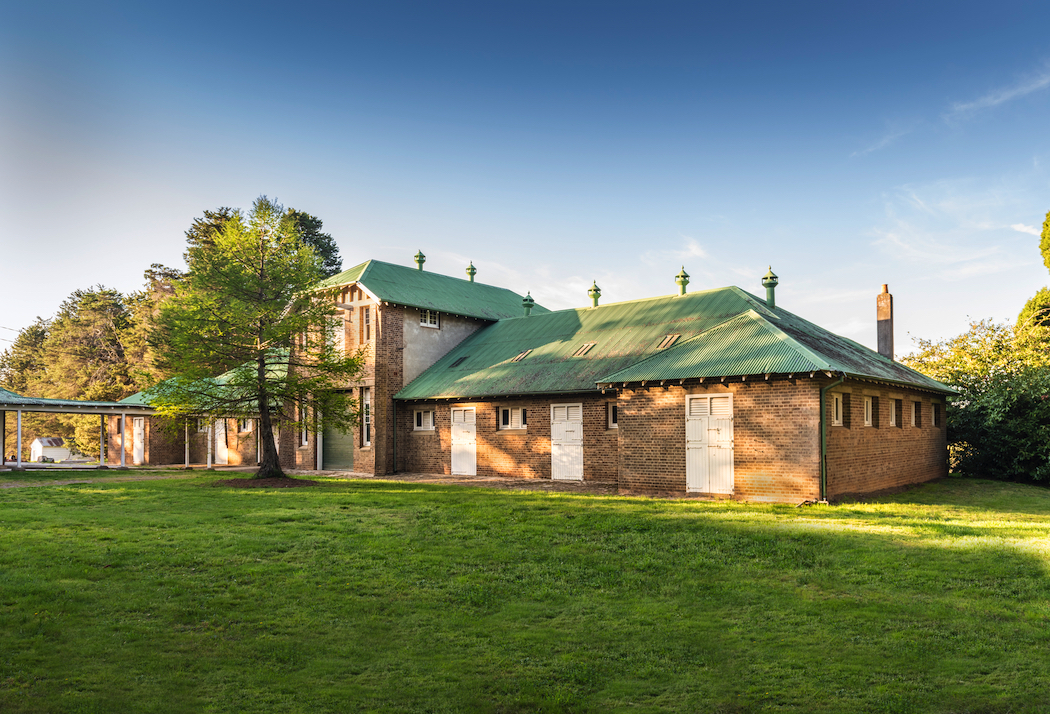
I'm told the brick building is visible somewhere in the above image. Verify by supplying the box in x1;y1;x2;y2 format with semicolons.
313;257;952;503
120;254;952;502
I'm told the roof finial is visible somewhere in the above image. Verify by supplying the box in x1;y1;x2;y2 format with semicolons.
522;291;535;317
414;250;426;271
675;266;690;296
587;280;601;308
466;261;476;283
762;266;779;309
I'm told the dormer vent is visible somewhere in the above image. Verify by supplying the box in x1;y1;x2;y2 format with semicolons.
761;267;778;309
675;267;690;296
572;342;596;357
511;349;532;363
587;281;601;308
658;334;680;349
414;250;426;270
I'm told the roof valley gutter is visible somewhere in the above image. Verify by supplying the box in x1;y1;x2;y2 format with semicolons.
819;373;845;502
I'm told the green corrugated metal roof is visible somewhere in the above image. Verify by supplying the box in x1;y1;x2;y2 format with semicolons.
0;387;149;410
394;287;954;400
318;259;548;321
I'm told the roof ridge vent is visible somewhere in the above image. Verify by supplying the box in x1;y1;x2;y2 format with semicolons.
587;281;601;307
414;250;426;270
522;292;535;317
675;266;690;295
466;261;476;282
761;266;778;309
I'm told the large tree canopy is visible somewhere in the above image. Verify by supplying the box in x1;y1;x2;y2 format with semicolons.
149;196;362;478
0;288;140;455
903;319;1050;481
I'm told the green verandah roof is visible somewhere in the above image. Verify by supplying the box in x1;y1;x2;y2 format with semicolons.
119;354;290;409
318;259;549;321
0;387;152;413
394;287;954;400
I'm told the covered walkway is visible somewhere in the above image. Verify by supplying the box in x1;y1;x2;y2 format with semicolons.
0;388;153;470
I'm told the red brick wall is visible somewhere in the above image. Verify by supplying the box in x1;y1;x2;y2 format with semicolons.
618;381;822;502
824;379;947;499
397;395;617;481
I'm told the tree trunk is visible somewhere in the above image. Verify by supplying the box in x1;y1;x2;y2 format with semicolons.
254;368;286;479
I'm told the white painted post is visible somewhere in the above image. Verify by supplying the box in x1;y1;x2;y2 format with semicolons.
16;409;22;468
316;418;323;471
99;414;105;465
184;421;190;467
120;413;126;468
255;419;260;465
207;420;213;468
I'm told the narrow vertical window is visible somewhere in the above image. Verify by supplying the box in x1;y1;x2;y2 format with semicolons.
299;407;309;446
831;393;843;426
863;396;873;427
608;403;618;428
363;388;372;445
364;307;371;341
912;401;921;427
521;408;527;426
933;403;942;427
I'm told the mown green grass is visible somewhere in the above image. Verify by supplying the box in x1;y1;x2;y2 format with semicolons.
1;474;1049;713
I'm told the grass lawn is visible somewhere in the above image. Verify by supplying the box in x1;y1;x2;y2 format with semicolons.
2;473;1049;713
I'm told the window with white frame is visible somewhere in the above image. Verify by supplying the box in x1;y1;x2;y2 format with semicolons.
863;396;873;427
362;387;371;445
197;418;208;433
414;409;435;430
608;403;618;428
238;418;252;433
831;393;843;426
890;398;900;427
420;310;440;329
363;307;371;341
500;407;526;429
299;407;309;446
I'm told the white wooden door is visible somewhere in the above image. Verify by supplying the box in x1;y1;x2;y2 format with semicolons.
132;417;145;465
214;419;229;465
685;395;733;494
551;403;584;481
451;408;476;476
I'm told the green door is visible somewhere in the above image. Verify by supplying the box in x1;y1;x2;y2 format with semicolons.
323;423;354;470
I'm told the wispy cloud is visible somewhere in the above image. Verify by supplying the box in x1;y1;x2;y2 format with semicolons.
947;65;1050;119
850;127;912;158
1012;223;1041;236
870;177;1042;281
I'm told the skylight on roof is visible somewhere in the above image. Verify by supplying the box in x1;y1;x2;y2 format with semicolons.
572;342;596;357
510;349;532;363
657;334;680;349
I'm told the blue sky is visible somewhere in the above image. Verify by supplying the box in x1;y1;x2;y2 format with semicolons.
2;1;1049;354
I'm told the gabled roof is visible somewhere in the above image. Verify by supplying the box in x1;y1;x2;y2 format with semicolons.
318;259;548;321
600;310;951;392
394;287;954;400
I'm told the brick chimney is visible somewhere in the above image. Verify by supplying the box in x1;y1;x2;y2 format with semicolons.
877;284;893;360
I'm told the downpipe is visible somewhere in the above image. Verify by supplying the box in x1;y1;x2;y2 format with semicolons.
818;373;846;503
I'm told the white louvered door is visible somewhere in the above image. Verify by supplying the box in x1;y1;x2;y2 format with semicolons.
551;403;584;481
685;395;734;494
451;408;477;476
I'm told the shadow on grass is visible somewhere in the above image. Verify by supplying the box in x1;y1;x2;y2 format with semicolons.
1;475;1049;713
